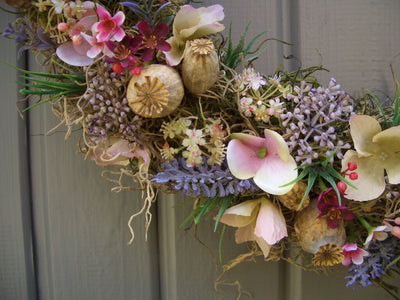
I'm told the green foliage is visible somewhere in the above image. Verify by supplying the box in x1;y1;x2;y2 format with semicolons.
281;150;356;210
2;59;86;112
221;20;270;70
179;194;234;229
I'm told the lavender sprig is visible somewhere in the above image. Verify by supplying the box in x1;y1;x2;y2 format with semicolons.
345;236;400;289
151;157;259;198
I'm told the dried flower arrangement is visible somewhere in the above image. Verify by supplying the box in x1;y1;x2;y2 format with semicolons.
1;0;400;298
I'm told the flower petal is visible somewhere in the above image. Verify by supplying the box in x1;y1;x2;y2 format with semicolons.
264;129;291;161
219;200;260;227
373;125;400;184
254;199;287;245
164;36;185;66
173;5;201;38
253;153;297;195
255;236;272;257
342;150;385;201
156;40;171;52
138;20;153;37
112;11;125;27
141;48;154;62
56;42;93;66
112;27;125;42
235;223;255;243
226;137;264;180
349;115;382;156
96;6;111;20
153;22;170;39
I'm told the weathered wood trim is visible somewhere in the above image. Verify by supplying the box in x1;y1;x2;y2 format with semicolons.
0;9;37;300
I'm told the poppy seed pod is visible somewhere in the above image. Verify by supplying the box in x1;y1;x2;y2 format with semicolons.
127;64;184;118
294;201;346;254
182;38;219;95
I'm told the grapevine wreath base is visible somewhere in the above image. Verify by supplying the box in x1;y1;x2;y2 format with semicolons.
1;0;400;298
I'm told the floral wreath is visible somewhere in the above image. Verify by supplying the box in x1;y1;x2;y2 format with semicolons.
1;0;400;297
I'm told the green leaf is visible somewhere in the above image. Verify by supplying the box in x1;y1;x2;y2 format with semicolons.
214;195;233;232
194;196;220;224
393;85;400;126
319;169;342;205
218;224;227;263
280;168;309;187
20;75;85;91
22;91;72;112
367;89;389;129
297;170;317;211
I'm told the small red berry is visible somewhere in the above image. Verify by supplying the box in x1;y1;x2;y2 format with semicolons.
131;66;142;75
337;181;347;195
349;172;358;180
112;62;124;73
347;162;357;171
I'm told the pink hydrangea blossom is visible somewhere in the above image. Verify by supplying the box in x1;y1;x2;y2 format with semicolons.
342;243;369;266
226;130;298;195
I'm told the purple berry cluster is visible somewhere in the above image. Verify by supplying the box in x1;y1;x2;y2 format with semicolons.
280;78;354;164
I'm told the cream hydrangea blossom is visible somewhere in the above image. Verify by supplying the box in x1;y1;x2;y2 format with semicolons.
341;115;400;201
164;4;225;66
218;197;288;257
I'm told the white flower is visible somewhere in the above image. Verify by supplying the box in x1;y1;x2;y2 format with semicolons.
51;0;67;14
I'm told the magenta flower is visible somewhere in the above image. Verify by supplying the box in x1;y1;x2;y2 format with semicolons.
342;243;369;266
218;197;288;257
105;36;142;74
317;188;355;229
136;21;171;62
95;7;125;42
226;130;298;195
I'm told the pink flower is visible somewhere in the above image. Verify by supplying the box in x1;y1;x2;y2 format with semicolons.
91;138;150;169
56;14;98;66
95;7;125;42
383;217;400;239
226;130;298;195
342;243;369;266
81;31;113;58
218;198;287;257
364;225;388;247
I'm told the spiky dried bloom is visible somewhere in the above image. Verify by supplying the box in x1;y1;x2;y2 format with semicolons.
312;243;344;267
83;62;143;144
280;78;354;164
